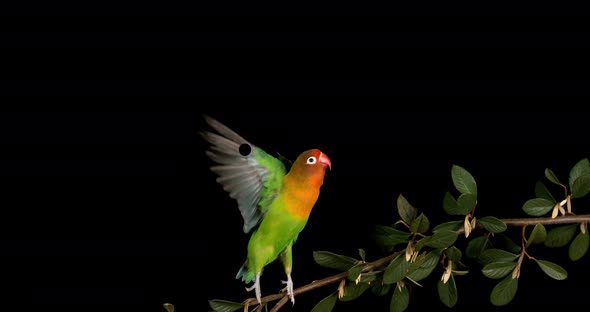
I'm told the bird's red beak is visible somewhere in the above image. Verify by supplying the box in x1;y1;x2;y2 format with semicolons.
319;152;331;170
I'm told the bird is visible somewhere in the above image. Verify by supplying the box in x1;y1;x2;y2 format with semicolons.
200;114;331;305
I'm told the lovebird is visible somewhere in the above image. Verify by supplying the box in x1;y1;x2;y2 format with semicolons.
200;115;331;305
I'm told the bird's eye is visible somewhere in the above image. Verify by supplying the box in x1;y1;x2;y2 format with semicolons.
306;156;317;165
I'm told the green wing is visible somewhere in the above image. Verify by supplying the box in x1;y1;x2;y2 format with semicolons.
200;115;287;233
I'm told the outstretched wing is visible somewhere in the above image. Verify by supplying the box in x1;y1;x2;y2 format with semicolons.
200;115;287;233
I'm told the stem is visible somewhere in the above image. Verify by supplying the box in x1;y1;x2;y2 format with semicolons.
269;297;289;312
244;253;399;311
454;214;590;234
242;214;590;311
500;214;590;226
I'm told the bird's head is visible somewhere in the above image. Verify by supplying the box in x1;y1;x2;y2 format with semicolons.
289;149;331;186
302;149;331;170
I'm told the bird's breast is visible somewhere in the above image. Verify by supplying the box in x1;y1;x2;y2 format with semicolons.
281;186;320;219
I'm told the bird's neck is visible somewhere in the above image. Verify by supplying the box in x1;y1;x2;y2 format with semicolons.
282;174;322;219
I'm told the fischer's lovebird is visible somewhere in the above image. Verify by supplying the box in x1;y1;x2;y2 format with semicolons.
200;115;331;305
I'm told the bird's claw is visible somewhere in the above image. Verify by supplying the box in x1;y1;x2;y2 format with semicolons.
245;272;262;304
281;274;295;305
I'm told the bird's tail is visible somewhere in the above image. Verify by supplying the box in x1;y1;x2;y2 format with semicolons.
236;260;254;283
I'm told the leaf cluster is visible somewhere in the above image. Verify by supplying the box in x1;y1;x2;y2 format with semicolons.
209;158;590;311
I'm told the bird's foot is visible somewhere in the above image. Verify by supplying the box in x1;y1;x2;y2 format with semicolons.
245;272;262;304
281;273;295;305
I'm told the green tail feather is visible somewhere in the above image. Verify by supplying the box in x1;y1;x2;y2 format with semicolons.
236;260;255;283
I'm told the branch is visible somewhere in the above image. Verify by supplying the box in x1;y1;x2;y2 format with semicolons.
454;214;590;234
244;252;400;311
242;214;590;311
500;214;590;226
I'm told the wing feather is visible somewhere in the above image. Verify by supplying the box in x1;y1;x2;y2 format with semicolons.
200;115;287;233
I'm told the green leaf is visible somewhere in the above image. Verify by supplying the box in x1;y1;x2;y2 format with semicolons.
544;224;578;248
522;198;555;216
415;237;429;252
397;193;417;224
373;226;411;252
456;193;477;215
407;250;442;282
569;230;589;261
482;262;517;279
340;282;370;301
163;303;175;312
466;236;490;259
347;262;365;282
383;255;410;284
490;276;518;306
536;260;568;280
496;234;522;253
571;175;590;199
359;271;379;283
445;246;462;262
437;275;458;308
358;248;366;262
209;300;243;312
545;168;562;185
410;213;430;234
311;292;338;312
433;220;462;232
452;164;478;196
424;230;458;249
451;260;469;275
313;251;358;271
478;216;507;233
569;158;590;189
527;223;547;246
390;283;410;312
535;181;556;202
443;192;461;215
478;249;519;266
371;279;392;296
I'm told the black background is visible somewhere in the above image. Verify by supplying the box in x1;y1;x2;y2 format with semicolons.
2;4;590;312
2;109;589;312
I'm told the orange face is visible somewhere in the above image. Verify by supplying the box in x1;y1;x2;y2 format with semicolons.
300;149;331;170
283;149;331;219
287;149;331;189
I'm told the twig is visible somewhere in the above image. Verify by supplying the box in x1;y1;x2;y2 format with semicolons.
242;214;590;310
454;214;590;234
243;252;399;310
500;214;590;226
269;296;289;312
